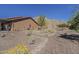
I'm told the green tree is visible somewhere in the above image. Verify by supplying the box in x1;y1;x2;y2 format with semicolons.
37;16;46;28
68;10;79;30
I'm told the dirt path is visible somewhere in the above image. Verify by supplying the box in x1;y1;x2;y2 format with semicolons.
33;30;79;54
0;30;79;54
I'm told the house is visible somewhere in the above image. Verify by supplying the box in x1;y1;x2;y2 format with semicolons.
0;17;39;31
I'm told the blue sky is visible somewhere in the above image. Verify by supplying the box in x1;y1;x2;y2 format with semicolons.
0;4;78;21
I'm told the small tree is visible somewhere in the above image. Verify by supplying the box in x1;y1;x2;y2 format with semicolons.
36;16;46;29
68;11;79;30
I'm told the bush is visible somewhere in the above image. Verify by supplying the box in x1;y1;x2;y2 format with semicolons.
75;29;79;32
57;23;69;28
26;30;33;36
45;29;55;33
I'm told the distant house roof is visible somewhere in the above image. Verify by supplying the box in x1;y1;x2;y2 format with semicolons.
0;16;39;25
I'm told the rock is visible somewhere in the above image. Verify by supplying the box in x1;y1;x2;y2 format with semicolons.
30;40;36;45
0;34;6;37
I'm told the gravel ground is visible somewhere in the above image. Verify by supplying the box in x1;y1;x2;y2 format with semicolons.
0;30;51;53
0;30;79;54
35;30;79;54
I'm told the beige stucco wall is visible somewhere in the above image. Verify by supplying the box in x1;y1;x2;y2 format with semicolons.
11;19;38;31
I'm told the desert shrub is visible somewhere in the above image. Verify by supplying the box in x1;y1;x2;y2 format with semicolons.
26;30;33;36
57;23;69;28
45;29;55;33
0;44;29;54
75;29;79;32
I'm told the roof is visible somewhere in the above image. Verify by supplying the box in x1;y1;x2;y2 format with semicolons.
0;18;10;22
0;17;39;25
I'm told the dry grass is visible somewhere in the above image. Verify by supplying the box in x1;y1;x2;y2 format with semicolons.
43;29;56;33
47;29;55;33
